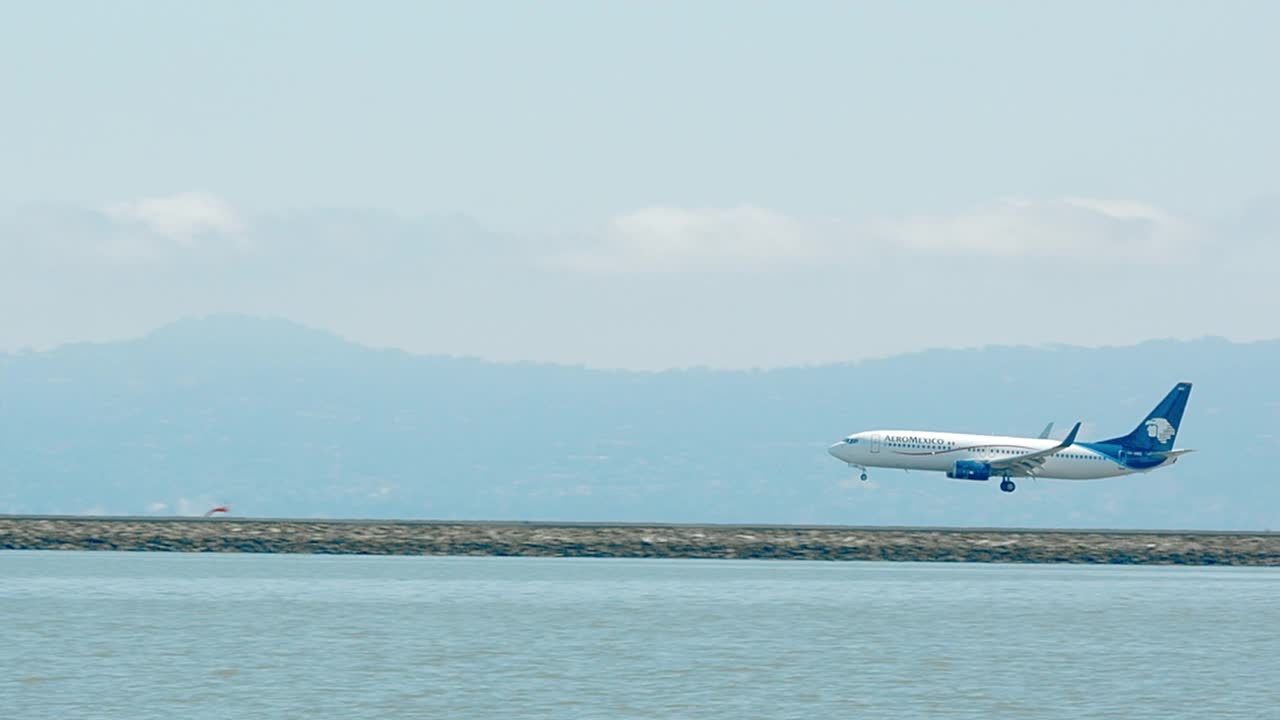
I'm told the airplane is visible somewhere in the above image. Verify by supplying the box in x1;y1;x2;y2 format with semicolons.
827;382;1193;493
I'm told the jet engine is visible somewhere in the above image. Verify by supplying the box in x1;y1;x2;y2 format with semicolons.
947;460;992;480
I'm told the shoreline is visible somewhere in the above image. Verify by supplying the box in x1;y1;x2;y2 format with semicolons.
3;516;1279;565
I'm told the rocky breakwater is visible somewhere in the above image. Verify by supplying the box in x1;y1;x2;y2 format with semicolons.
2;517;1279;565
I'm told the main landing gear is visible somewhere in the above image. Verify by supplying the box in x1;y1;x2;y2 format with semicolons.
999;477;1017;493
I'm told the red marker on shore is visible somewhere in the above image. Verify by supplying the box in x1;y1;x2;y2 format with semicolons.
203;506;229;517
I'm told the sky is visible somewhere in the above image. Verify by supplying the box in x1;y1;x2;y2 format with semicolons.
2;1;1278;369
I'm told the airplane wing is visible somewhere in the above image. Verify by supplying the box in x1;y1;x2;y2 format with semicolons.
1037;422;1054;439
989;422;1081;476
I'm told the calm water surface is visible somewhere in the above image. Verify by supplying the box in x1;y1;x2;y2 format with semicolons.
1;552;1277;719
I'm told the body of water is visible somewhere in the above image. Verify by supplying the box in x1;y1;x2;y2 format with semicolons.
1;552;1277;719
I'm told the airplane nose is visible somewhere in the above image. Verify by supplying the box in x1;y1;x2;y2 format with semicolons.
828;442;847;461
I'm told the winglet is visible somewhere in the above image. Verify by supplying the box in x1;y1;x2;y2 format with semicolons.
1038;422;1054;439
1059;422;1081;447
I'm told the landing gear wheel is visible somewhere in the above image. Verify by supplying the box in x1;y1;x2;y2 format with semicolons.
860;472;868;482
999;479;1016;493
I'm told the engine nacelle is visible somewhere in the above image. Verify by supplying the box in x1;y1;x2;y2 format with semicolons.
947;460;992;480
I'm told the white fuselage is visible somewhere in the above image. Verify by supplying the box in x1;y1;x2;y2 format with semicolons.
829;430;1174;480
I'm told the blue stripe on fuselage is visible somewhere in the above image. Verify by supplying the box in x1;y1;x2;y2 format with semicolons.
1079;442;1167;471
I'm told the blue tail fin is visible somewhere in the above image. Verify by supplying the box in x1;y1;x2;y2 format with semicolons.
1100;382;1192;451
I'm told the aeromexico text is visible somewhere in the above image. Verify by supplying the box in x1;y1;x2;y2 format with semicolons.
884;435;953;446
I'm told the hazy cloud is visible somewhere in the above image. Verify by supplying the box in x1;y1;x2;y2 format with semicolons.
552;196;1211;275
0;194;1226;272
553;206;826;273
3;192;249;264
1;194;507;268
2;194;1277;368
105;191;244;243
877;197;1202;262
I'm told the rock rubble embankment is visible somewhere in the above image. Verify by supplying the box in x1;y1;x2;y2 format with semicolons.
2;517;1278;565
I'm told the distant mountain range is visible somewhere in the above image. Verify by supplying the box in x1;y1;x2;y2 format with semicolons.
1;315;1276;529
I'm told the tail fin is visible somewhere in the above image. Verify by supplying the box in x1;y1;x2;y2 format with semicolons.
1100;382;1192;451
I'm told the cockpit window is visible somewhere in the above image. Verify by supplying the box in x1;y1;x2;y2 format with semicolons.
844;438;859;444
